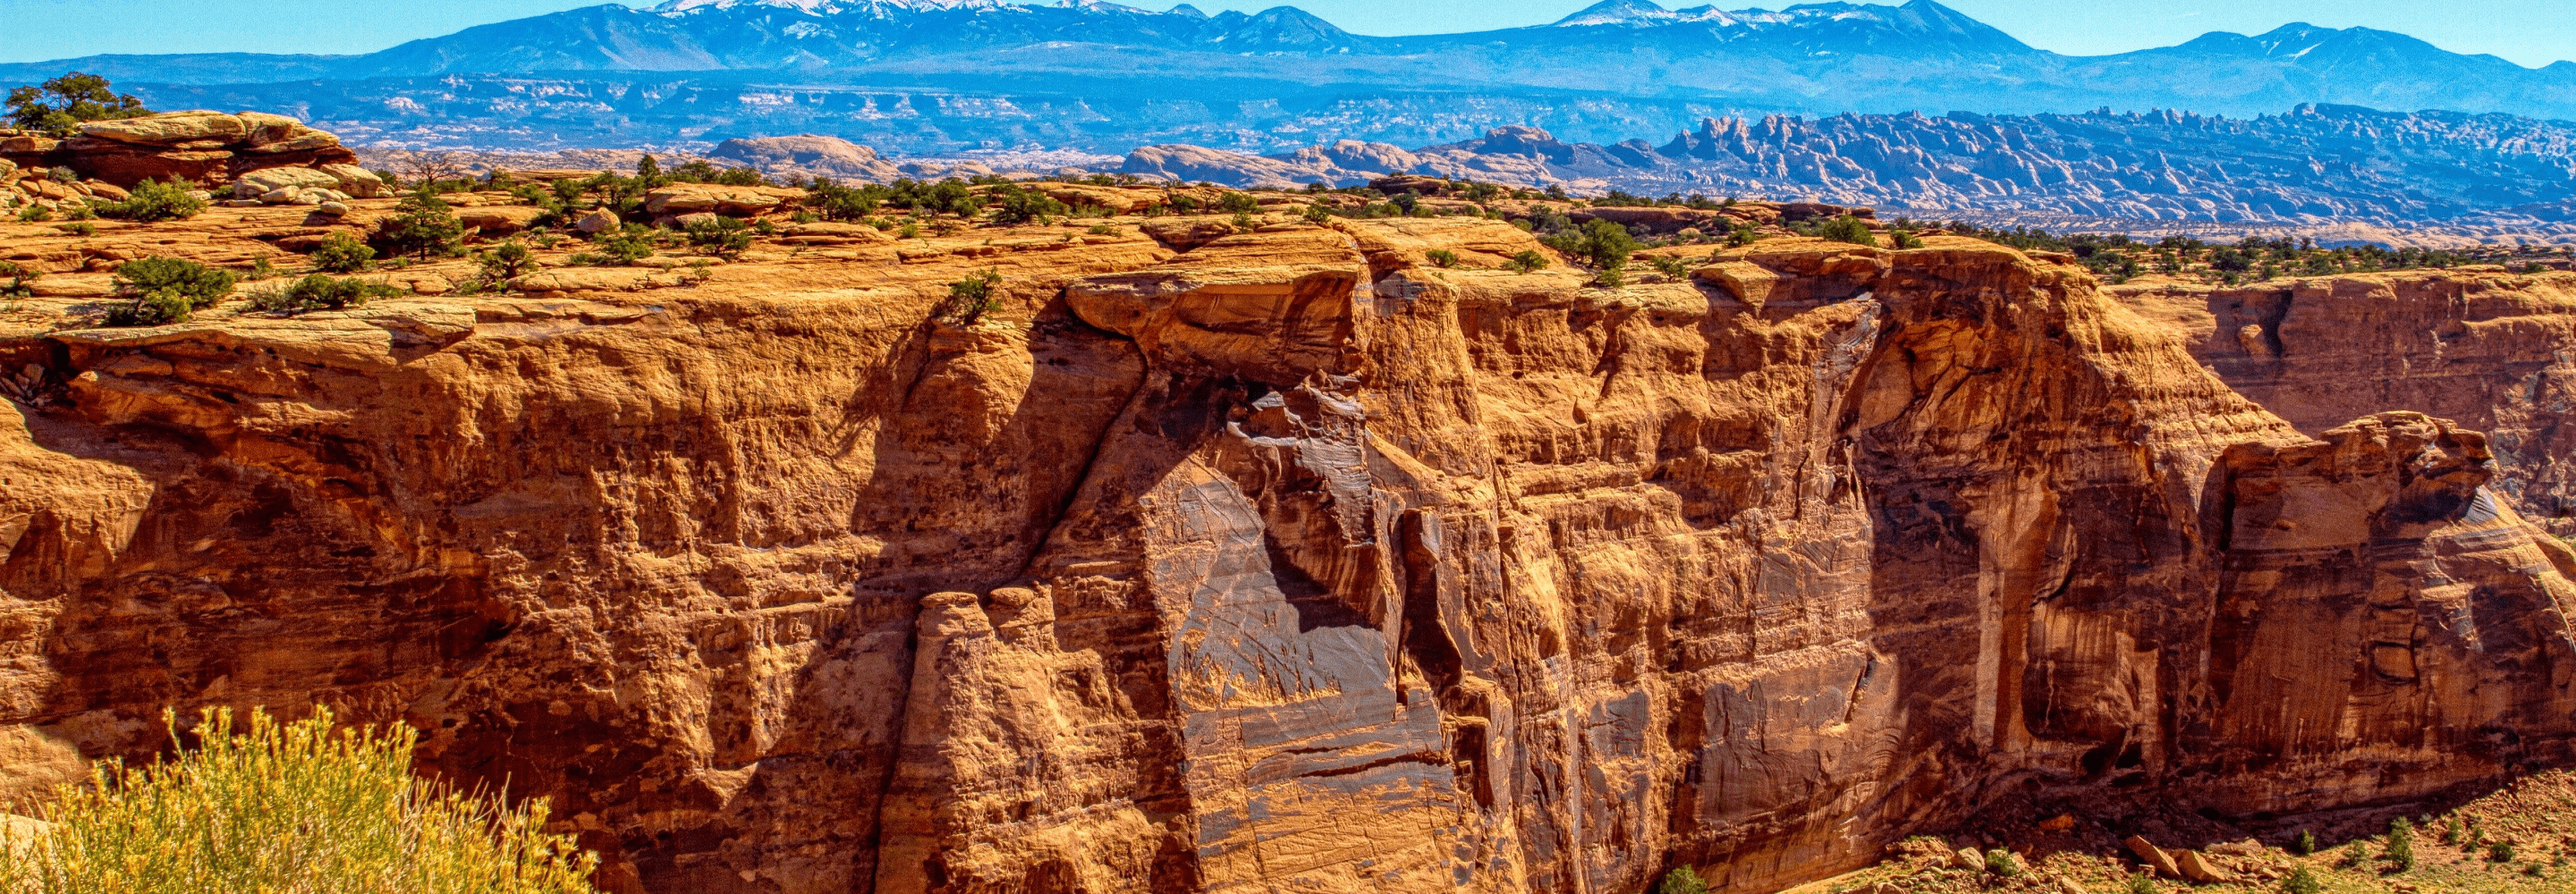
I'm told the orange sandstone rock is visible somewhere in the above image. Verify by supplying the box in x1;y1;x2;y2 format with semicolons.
0;211;2572;894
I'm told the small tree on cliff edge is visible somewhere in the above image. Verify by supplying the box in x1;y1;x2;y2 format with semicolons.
1657;865;1708;894
6;72;150;136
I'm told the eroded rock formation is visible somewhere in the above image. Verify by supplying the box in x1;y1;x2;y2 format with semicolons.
2115;273;2576;534
3;209;2573;894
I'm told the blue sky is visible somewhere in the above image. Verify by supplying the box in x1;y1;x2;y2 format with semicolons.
4;0;2570;67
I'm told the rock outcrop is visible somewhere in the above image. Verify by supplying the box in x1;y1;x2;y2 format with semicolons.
0;110;360;191
2115;271;2576;534
708;135;905;183
3;207;2573;894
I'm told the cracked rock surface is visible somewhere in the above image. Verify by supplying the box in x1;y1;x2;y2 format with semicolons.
4;210;2575;894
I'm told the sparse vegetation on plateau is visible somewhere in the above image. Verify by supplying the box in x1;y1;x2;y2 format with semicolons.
310;232;377;273
103;256;233;326
934;269;1004;326
248;274;402;316
378;188;465;260
99;178;207;222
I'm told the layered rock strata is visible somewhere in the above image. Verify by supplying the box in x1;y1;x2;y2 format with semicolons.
2115;271;2576;534
0;109;361;194
2;215;2572;894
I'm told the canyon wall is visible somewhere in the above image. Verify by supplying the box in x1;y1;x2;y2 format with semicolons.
2115;273;2576;535
4;215;2574;893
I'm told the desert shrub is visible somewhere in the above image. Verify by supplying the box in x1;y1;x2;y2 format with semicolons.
5;72;148;136
475;240;537;281
683;216;752;258
16;204;51;223
1656;865;1707;894
1216;191;1261;215
2385;817;2415;871
1461;181;1502;204
933;269;1003;326
1595;266;1624;288
248;274;401;316
0;705;598;894
310;232;377;273
100;178;207;222
1426;249;1459;268
1167;193;1200;215
2282;865;2322;894
572;230;655;266
2292;830;2317;856
103;257;234;326
1817;215;1877;247
1985;848;2021;877
0;261;37;299
893;178;983;217
2125;873;2156;894
988;185;1069;225
713;167;763;187
1232;211;1256;232
1542;218;1638;271
1299;203;1332;224
378;189;463;260
1088;224;1118;236
2489;839;2517;863
55;221;94;237
1649;255;1689;278
1505;249;1548;274
807;181;883;221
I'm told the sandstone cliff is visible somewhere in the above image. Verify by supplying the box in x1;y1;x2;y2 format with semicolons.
3;207;2573;894
2114;271;2576;535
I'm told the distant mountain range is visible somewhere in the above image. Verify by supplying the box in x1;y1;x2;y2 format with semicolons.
9;0;2575;238
6;0;2575;157
1114;104;2576;236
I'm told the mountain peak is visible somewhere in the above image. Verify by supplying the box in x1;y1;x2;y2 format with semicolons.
652;0;1035;13
1554;0;1674;28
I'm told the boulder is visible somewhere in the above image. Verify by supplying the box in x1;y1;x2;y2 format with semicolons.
233;166;343;199
574;208;622;234
670;212;721;230
641;184;796;216
318;164;386;198
316;201;350;217
1952;847;1984;871
458;206;547;234
1574;206;1723;235
2124;836;2182;879
1046;184;1159;214
2175;850;2233;884
69;147;233;186
85;181;129;201
259;186;346;206
239;123;341;155
233;112;305;146
779;221;893;245
1369;173;1454;196
79;110;249;146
